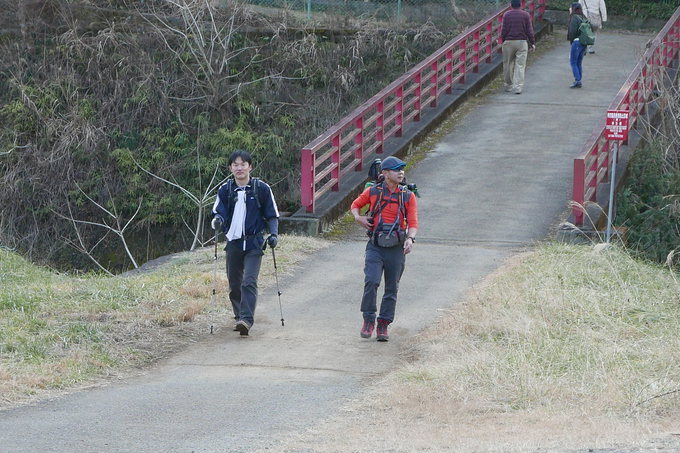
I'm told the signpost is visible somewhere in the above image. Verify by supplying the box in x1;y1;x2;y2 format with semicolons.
604;110;630;243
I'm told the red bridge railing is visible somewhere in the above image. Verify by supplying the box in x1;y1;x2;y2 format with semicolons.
300;0;546;213
572;6;680;226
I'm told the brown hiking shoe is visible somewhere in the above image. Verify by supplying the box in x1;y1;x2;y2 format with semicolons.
360;320;375;338
376;319;390;342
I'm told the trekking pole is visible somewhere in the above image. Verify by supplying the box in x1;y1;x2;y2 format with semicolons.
210;220;222;334
271;247;284;326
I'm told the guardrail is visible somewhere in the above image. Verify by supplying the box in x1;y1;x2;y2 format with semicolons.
571;7;680;226
300;0;546;213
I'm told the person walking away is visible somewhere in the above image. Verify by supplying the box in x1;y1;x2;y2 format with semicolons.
568;3;588;89
581;0;606;54
501;0;536;95
351;156;418;342
211;150;279;336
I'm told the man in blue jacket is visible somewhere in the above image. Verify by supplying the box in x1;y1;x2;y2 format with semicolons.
212;150;279;336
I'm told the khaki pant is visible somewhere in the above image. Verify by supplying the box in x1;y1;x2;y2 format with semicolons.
502;40;528;93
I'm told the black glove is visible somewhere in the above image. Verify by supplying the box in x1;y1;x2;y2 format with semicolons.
267;234;278;249
211;215;224;230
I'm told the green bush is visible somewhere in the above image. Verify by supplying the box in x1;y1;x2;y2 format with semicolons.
616;141;680;268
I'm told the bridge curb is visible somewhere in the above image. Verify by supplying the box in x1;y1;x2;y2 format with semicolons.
280;21;553;236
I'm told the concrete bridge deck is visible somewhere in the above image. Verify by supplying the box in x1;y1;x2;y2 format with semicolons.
0;30;653;452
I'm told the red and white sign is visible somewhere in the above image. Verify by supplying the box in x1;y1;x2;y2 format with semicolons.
605;110;630;141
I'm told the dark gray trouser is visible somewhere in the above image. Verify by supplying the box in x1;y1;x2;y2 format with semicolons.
226;242;263;325
360;241;406;324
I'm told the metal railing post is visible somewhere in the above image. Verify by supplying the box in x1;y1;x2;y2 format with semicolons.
605;142;618;243
301;148;315;213
459;41;467;83
397;85;405;136
445;49;453;94
414;74;421;123
430;61;438;107
573;158;585;226
473;30;480;73
354;116;364;170
377;100;385;154
485;22;493;63
332;134;340;191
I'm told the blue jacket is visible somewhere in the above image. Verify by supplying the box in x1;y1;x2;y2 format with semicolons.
212;178;279;251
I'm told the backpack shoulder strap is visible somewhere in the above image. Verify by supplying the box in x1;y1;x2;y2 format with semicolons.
225;178;235;217
369;183;386;218
399;187;412;222
251;177;263;211
369;184;411;226
227;178;265;212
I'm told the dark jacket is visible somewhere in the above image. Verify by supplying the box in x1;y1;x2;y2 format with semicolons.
568;14;586;43
212;178;279;251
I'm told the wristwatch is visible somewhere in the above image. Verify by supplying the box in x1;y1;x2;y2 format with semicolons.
407;237;416;243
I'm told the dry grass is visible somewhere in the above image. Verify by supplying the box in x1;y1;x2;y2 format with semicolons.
271;243;680;452
0;234;330;409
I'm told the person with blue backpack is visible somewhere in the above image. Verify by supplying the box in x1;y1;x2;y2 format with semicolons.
211;150;279;336
567;2;593;89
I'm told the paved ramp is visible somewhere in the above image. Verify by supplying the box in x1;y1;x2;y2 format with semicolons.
0;31;652;453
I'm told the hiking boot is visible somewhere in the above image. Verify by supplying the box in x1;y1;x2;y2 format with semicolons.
360;320;375;338
376;319;390;342
235;320;251;336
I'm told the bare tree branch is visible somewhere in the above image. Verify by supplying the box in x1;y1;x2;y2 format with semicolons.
53;183;143;271
127;149;228;251
136;0;273;114
57;196;114;276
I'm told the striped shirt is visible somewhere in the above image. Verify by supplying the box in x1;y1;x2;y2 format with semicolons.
501;9;535;46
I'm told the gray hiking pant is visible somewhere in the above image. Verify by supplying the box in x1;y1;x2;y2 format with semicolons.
226;241;263;325
360;241;406;324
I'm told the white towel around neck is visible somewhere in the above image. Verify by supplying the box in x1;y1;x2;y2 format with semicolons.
226;189;246;241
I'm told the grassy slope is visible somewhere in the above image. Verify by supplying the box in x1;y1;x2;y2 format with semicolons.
0;235;329;409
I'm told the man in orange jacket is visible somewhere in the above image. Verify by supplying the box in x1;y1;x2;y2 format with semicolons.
351;156;419;342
